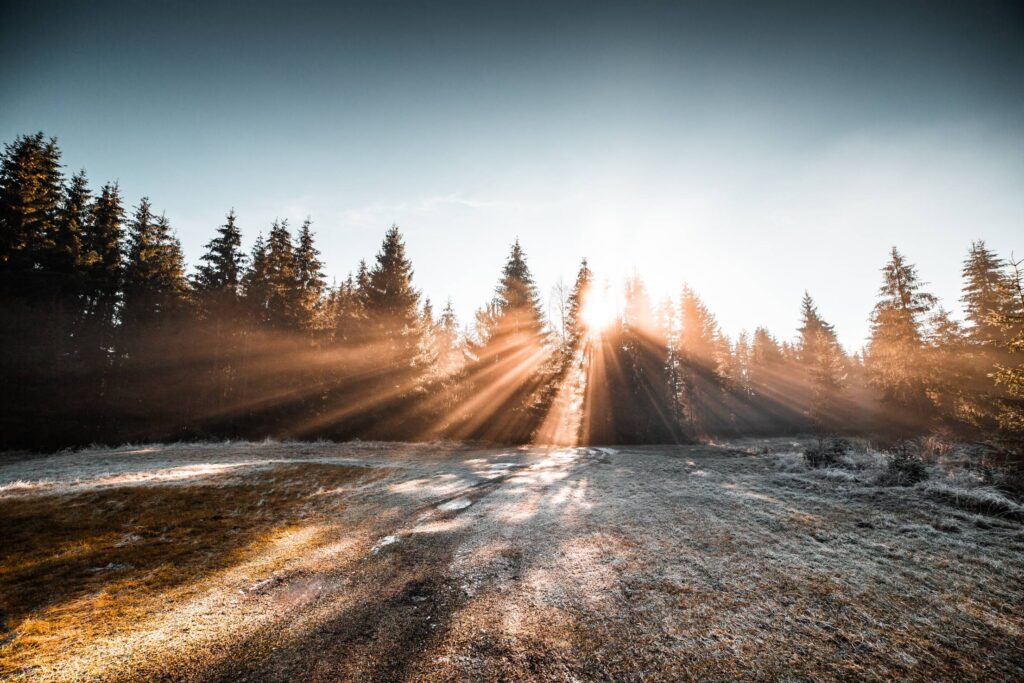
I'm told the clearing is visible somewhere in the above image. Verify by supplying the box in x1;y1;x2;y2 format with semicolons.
1;439;1022;681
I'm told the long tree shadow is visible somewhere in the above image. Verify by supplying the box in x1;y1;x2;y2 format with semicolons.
0;463;388;678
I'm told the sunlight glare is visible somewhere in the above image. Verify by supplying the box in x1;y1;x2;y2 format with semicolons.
581;287;616;336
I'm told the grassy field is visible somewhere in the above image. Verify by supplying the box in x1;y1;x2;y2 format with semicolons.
1;440;1022;681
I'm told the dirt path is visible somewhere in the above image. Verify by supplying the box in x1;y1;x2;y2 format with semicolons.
1;441;1023;681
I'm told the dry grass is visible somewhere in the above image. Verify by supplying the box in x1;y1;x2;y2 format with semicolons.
1;440;1023;681
0;463;382;679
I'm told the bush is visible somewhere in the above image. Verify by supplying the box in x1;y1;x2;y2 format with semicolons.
803;437;851;468
878;443;929;486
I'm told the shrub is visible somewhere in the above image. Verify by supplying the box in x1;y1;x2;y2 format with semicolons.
803;437;851;468
878;443;929;486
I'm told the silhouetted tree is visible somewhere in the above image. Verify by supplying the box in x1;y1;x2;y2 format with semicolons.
295;218;326;330
194;210;246;314
460;240;553;441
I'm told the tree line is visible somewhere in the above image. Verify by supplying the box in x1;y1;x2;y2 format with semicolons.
1;132;1022;450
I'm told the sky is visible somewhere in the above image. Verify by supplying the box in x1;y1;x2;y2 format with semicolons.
2;0;1023;349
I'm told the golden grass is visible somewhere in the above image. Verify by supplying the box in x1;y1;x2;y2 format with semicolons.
0;463;380;678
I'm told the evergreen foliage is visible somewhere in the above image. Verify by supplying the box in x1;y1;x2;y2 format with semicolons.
2;131;1023;450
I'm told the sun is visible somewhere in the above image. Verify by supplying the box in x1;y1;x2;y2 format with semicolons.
580;286;615;336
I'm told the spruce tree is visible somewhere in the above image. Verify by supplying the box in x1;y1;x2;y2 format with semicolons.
194;209;246;313
748;327;784;395
192;210;248;411
564;258;593;352
79;182;124;358
797;292;838;366
796;292;845;427
489;239;546;340
866;247;937;413
461;240;552;441
961;241;1009;346
122;200;189;331
365;225;424;365
49;170;89;278
436;298;462;376
264;219;302;329
243;232;271;325
613;275;678;442
992;257;1024;432
0;132;63;273
294;218;326;329
731;331;752;394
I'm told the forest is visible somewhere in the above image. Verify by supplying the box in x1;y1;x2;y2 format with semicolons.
1;132;1022;451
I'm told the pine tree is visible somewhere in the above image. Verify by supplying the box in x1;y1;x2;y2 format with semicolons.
44;170;92;364
564;258;593;353
0;132;63;273
866;247;937;413
192;210;248;412
991;256;1024;432
961;241;1009;346
365;225;424;368
79;182;124;359
612;275;678;442
678;285;720;367
490;239;547;339
436;298;462;376
731;330;752;394
262;218;301;327
294;218;326;329
460;240;552;441
748;326;784;395
193;209;246;313
243;231;270;325
797;292;838;366
121;200;189;331
796;292;845;427
49;170;89;278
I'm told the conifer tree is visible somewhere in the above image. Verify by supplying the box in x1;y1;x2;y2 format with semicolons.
295;218;326;329
748;326;784;395
797;292;838;367
796;292;845;427
678;286;720;366
866;247;937;413
436;298;462;376
49;170;89;278
992;256;1024;431
243;232;271;325
961;241;1009;346
0;132;63;273
192;210;248;410
564;258;593;353
264;219;301;329
365;225;424;367
0;133;67;447
461;240;552;441
79;182;124;359
612;275;678;442
194;210;246;314
489;239;547;339
46;170;92;363
731;331;752;394
121;202;189;329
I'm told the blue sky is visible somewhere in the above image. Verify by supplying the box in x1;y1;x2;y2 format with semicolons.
3;1;1022;348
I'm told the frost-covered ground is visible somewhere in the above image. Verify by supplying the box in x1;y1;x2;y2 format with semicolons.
1;439;1022;681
